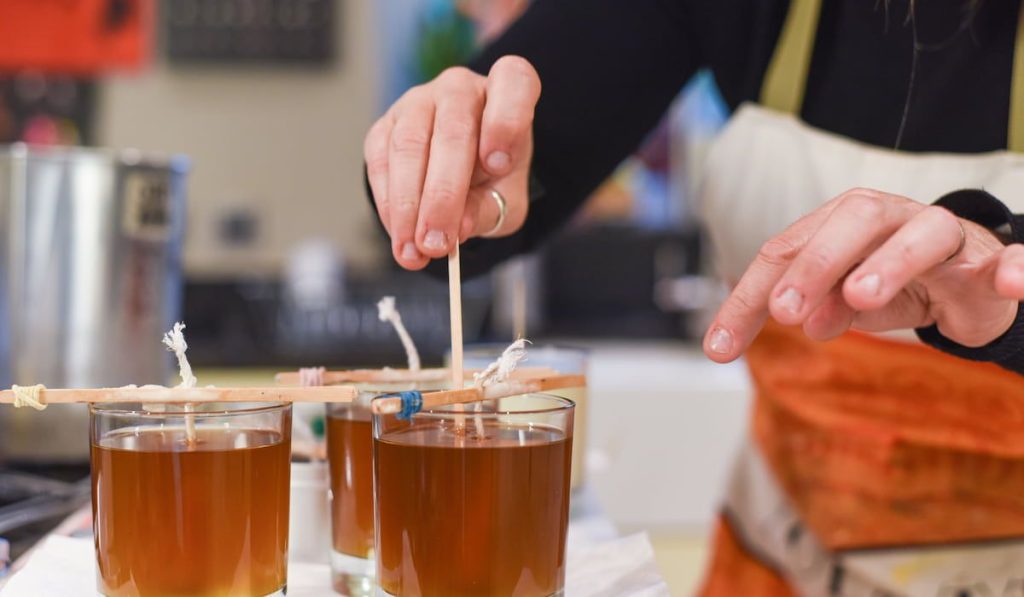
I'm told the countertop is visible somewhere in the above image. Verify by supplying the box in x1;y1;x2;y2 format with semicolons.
0;341;752;595
199;339;755;595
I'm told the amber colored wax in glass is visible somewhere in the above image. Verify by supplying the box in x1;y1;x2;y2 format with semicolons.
375;422;572;597
91;427;290;597
326;412;375;558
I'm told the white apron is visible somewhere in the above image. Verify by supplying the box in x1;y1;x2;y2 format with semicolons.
695;0;1024;594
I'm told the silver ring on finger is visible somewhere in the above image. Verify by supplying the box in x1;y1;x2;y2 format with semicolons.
943;218;967;263
481;188;508;238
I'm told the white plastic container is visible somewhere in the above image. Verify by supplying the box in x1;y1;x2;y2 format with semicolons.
289;460;331;564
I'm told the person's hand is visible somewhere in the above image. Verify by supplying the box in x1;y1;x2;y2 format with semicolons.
364;56;540;270
703;188;1024;362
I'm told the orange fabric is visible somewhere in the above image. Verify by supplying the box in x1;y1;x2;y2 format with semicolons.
697;515;794;597
747;322;1024;550
0;0;150;74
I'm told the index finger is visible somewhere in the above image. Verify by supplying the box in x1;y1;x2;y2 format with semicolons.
416;69;485;258
703;211;829;362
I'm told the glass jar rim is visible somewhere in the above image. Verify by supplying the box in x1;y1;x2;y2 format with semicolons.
89;401;291;418
461;343;590;357
354;381;449;393
392;392;575;420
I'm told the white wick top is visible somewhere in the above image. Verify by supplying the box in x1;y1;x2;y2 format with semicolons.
162;322;197;389
377;296;421;372
473;338;528;388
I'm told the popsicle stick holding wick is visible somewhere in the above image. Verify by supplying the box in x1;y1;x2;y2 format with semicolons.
371;373;584;416
0;380;589;408
162;322;197;443
275;366;561;386
0;385;359;405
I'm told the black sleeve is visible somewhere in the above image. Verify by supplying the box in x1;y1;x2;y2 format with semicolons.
916;189;1024;375
398;0;702;278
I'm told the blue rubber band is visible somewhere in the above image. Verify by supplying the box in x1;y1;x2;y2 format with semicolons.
386;390;423;420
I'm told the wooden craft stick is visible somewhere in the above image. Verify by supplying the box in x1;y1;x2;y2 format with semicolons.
449;246;464;392
370;373;587;415
447;246;474;434
274;366;561;386
0;367;586;408
276;368;450;385
0;385;358;406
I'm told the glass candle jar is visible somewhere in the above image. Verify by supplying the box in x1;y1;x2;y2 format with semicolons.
374;393;574;597
325;382;443;596
90;400;292;597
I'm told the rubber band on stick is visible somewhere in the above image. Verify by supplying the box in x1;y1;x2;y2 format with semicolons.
388;390;424;421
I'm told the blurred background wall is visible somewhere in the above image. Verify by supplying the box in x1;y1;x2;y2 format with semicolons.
0;0;731;366
0;4;745;592
97;0;381;278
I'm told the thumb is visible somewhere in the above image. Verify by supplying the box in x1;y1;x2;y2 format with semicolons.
478;55;541;178
925;244;1019;347
994;243;1024;299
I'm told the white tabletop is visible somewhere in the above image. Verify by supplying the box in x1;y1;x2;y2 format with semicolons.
0;487;669;597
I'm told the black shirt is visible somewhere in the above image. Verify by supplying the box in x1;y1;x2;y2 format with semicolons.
404;0;1024;373
457;0;1022;276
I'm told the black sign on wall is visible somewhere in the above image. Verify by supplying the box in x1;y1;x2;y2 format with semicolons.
164;0;335;65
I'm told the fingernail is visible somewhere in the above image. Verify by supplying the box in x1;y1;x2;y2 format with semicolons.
423;230;448;252
401;242;421;261
855;273;881;296
777;287;804;315
487;151;510;172
708;327;733;354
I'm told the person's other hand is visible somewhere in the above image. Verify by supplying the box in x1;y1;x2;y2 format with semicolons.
703;188;1024;362
364;56;540;270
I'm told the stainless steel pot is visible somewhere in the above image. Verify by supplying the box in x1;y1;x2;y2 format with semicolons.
0;144;188;462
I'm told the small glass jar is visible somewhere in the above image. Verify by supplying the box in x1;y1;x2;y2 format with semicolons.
374;393;574;597
325;382;443;596
90;400;292;597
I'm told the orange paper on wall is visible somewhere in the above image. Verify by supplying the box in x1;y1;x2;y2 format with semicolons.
0;0;150;74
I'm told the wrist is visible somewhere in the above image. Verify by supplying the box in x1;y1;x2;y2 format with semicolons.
917;189;1024;372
